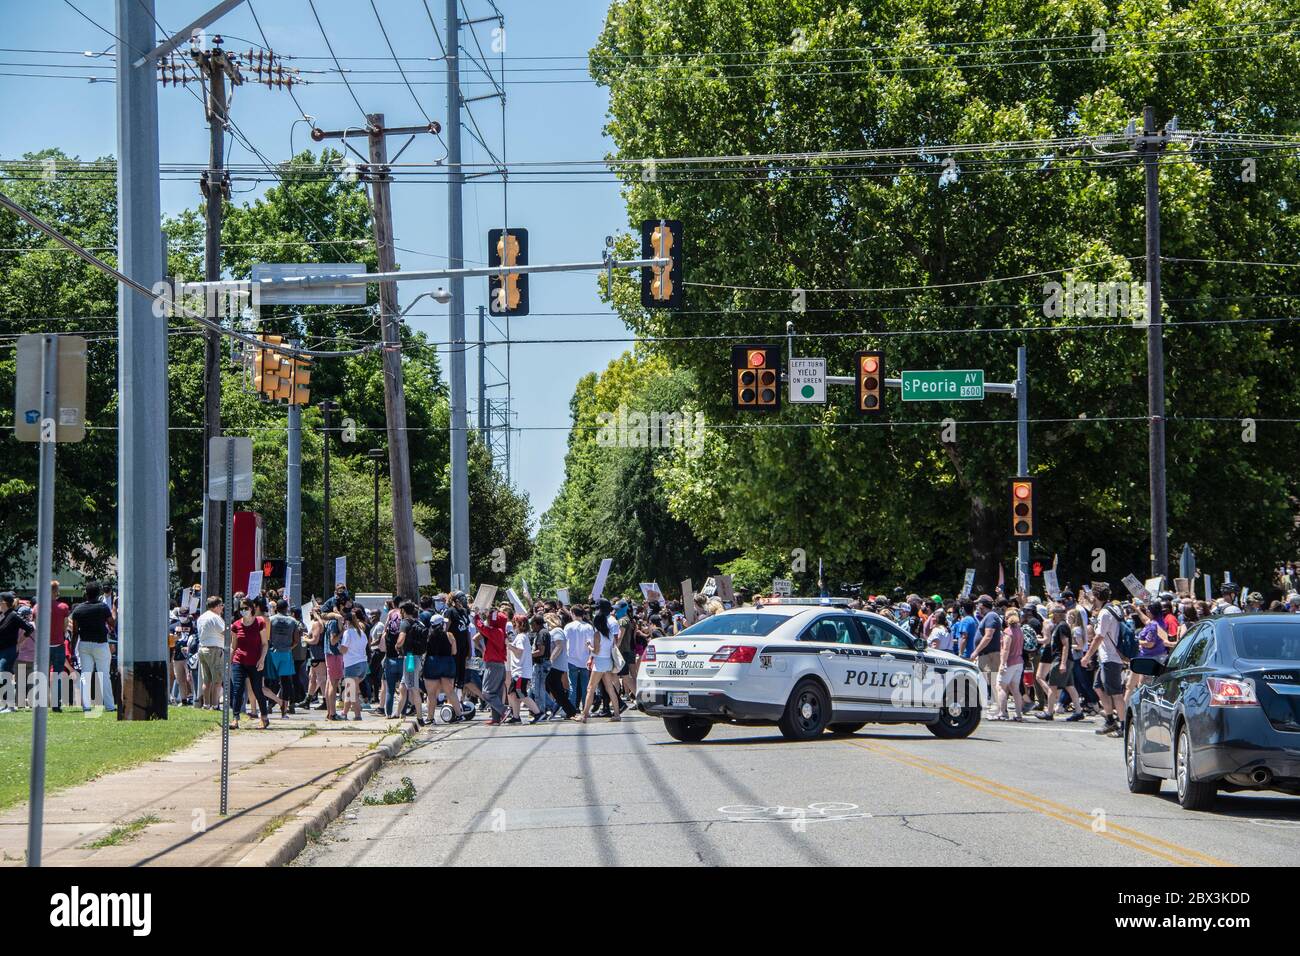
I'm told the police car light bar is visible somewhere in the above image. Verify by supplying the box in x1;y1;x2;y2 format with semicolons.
759;597;853;607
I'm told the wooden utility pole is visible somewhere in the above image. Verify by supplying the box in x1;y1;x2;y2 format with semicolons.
194;41;240;600
311;117;441;601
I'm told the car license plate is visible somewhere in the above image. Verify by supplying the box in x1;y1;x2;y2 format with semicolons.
668;692;690;708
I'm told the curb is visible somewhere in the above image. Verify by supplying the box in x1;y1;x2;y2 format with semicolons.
236;717;419;867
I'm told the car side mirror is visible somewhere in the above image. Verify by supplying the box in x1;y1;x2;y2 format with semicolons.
1129;656;1164;677
913;637;927;653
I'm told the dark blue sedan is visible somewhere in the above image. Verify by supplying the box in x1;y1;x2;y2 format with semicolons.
1125;613;1300;810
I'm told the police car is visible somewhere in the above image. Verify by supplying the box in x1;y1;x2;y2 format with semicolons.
637;599;984;742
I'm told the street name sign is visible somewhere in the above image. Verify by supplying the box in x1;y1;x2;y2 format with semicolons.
900;369;985;401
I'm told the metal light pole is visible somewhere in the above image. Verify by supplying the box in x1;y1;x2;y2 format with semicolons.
1141;105;1169;580
116;0;169;720
319;399;335;595
368;448;385;589
446;0;470;594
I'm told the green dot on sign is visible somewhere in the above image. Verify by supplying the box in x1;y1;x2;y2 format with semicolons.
801;384;815;398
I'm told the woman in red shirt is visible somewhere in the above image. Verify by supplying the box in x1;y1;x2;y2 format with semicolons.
229;598;270;729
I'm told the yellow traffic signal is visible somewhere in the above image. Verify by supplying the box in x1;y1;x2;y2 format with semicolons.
1011;478;1037;539
641;219;683;309
253;334;285;399
732;345;780;411
488;227;529;315
855;350;884;414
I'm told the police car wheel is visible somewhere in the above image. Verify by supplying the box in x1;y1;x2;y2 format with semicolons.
663;715;712;743
828;722;866;735
926;694;980;739
1125;715;1161;794
778;680;830;741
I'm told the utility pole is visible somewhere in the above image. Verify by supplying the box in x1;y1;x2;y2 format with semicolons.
116;0;169;720
446;0;470;594
310;117;440;602
193;39;240;602
477;304;487;439
285;339;303;608
1015;346;1029;594
1139;105;1169;580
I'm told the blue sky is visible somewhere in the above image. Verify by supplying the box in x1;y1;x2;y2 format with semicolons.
0;0;629;525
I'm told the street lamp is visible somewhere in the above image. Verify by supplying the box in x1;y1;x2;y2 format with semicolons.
368;448;385;589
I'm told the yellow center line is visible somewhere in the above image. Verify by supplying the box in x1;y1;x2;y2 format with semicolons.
849;739;1232;867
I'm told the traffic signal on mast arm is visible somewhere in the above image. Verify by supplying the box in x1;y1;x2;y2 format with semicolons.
732;345;781;412
855;350;885;414
488;227;529;316
641;219;683;309
252;334;285;399
1011;477;1037;539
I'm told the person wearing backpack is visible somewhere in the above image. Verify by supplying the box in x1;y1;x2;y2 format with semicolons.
421;610;458;723
1080;584;1127;737
1128;600;1176;699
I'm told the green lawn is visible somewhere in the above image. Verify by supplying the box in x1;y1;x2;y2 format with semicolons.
0;707;219;812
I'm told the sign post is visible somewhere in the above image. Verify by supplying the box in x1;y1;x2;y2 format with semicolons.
16;334;86;868
208;436;252;816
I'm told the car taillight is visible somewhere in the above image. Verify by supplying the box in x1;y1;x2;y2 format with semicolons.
642;643;656;662
710;645;757;664
1207;677;1258;707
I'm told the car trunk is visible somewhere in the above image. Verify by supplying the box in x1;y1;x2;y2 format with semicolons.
649;637;725;678
1238;663;1300;733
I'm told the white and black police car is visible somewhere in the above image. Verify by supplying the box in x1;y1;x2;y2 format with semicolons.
637;599;984;742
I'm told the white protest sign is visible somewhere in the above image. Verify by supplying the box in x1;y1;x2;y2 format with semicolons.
506;588;527;615
639;582;664;604
959;569;976;599
1121;574;1150;602
590;558;613;602
681;578;696;624
521;578;532;604
335;556;347;589
1043;569;1061;601
557;587;570;607
1144;575;1165;597
471;583;498;612
283;566;294;606
246;570;263;600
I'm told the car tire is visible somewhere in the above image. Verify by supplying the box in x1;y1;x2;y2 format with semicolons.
1175;723;1217;811
778;680;830;740
1125;714;1161;794
828;722;867;735
662;715;712;743
927;683;981;739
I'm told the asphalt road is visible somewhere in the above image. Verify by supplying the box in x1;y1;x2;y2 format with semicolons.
295;710;1300;867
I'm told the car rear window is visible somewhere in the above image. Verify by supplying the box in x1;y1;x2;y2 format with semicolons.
674;613;790;638
1230;623;1300;662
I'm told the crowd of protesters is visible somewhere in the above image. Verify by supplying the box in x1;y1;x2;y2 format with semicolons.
833;578;1289;737
4;573;1296;739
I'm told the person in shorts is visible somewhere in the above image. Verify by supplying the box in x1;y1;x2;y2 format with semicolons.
1081;584;1126;737
506;616;542;723
422;611;458;723
322;603;347;720
265;600;302;718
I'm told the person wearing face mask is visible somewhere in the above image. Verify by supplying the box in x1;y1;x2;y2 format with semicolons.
228;600;270;730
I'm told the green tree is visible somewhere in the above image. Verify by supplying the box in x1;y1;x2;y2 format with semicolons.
591;0;1300;594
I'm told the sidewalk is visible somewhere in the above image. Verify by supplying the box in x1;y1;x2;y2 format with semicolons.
0;704;429;867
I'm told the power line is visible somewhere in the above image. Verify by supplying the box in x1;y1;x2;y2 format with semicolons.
305;0;371;122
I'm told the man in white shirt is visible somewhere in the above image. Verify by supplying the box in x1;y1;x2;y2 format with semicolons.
506;619;541;723
564;608;595;716
1080;585;1124;737
545;614;577;718
195;595;227;709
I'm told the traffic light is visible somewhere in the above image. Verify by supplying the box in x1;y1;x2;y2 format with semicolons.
262;559;286;579
488;227;529;316
252;334;285;399
641;219;683;309
732;344;780;412
855;350;884;414
1011;478;1037;539
252;335;311;405
1032;560;1044;578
